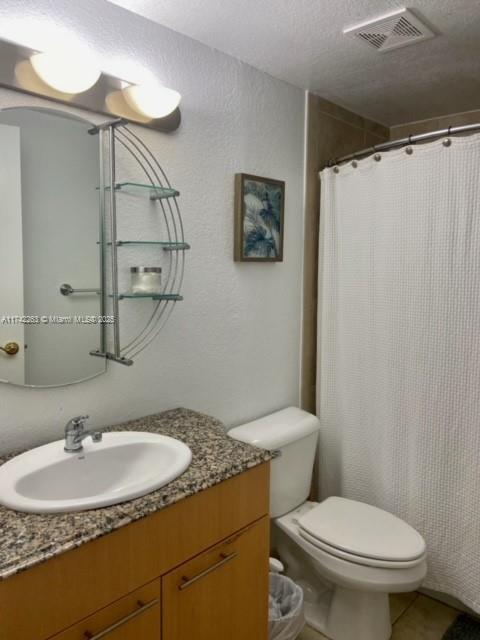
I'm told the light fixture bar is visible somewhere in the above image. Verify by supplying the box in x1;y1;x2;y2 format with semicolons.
0;38;181;133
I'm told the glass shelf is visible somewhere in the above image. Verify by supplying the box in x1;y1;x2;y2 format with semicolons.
117;240;190;250
98;241;190;250
101;182;180;200
113;293;184;301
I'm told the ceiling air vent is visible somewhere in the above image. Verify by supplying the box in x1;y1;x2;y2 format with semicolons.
343;8;434;53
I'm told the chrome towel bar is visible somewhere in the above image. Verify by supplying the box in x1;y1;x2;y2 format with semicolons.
60;283;100;296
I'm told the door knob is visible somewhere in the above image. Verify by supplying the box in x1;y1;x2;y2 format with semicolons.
0;342;19;355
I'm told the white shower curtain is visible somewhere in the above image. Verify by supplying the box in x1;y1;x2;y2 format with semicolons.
318;134;480;611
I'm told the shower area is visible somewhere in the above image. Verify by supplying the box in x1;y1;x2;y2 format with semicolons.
307;98;480;614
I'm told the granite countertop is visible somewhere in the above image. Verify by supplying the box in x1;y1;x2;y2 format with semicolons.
0;408;272;580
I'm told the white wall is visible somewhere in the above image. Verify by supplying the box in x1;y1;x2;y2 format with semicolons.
0;0;305;453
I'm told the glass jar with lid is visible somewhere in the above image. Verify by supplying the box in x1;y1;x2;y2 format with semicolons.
130;267;162;294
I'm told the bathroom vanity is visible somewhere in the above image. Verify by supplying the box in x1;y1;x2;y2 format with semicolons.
0;409;271;640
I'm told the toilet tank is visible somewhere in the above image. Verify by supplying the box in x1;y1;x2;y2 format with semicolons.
229;407;320;518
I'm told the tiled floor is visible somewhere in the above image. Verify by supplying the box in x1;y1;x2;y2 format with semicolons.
298;592;460;640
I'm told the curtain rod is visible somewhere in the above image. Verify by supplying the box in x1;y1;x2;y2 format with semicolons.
327;122;480;167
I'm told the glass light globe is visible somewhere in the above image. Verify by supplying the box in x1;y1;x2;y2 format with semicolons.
123;84;181;119
30;51;101;94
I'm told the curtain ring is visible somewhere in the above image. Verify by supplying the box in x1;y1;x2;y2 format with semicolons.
405;146;413;155
333;166;340;174
351;160;358;168
372;145;382;162
443;138;451;147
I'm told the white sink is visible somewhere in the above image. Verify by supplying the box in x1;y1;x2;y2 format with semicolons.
0;432;192;514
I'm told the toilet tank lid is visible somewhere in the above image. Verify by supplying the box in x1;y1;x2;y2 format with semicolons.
228;407;320;450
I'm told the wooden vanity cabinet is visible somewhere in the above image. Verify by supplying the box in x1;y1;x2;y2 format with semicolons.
0;462;270;640
162;517;269;640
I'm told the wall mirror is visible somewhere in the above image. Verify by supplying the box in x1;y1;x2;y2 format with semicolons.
0;107;104;387
0;107;187;388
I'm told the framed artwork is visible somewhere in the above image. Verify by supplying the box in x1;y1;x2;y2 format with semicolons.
234;173;285;262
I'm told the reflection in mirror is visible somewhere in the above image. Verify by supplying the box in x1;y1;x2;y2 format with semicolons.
0;107;106;387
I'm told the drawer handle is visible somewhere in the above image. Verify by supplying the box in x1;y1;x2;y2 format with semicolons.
179;551;238;591
83;598;159;640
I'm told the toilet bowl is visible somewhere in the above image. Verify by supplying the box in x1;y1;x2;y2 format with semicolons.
229;407;427;640
273;500;427;640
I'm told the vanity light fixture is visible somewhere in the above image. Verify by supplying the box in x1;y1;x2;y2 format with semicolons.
0;37;181;132
30;50;101;94
122;84;181;119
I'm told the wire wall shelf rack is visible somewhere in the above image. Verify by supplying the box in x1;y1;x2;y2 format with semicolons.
88;118;188;367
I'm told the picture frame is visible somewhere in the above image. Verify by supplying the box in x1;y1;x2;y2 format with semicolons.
234;173;285;262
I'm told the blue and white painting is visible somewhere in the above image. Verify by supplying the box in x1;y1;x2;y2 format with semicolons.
241;177;284;260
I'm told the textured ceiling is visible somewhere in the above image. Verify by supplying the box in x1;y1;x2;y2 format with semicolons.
108;0;480;126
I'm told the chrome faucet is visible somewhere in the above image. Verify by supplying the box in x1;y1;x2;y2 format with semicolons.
64;415;103;453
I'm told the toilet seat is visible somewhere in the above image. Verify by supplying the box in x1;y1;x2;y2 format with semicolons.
297;497;426;568
299;527;426;569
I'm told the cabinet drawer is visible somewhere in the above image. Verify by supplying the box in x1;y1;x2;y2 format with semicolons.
162;516;269;640
49;580;160;640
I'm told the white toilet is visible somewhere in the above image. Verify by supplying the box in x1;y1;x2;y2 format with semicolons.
229;407;427;640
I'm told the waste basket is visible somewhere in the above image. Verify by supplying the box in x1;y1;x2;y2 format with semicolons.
269;570;305;639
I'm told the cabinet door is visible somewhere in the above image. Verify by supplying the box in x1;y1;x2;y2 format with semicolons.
162;516;269;640
50;580;160;640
